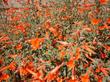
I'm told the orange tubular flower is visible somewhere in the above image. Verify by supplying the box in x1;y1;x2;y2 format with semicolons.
81;73;90;82
99;0;108;4
0;73;9;81
67;58;75;69
16;24;25;33
15;43;22;50
9;62;16;71
91;18;101;25
28;38;45;50
19;67;29;76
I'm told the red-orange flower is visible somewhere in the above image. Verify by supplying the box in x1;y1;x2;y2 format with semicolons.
19;67;28;76
49;27;58;36
60;51;66;59
0;73;9;81
98;25;106;30
16;24;25;33
99;0;108;4
106;17;110;24
15;43;22;50
100;53;107;59
60;16;71;20
91;18;101;25
44;20;51;29
9;62;16;71
75;48;80;60
28;38;45;50
45;8;52;17
103;45;110;51
67;58;75;69
97;76;103;82
81;73;90;82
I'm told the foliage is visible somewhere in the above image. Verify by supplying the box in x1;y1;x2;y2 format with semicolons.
0;0;110;82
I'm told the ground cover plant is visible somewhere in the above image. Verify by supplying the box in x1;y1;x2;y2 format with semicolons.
0;0;110;82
